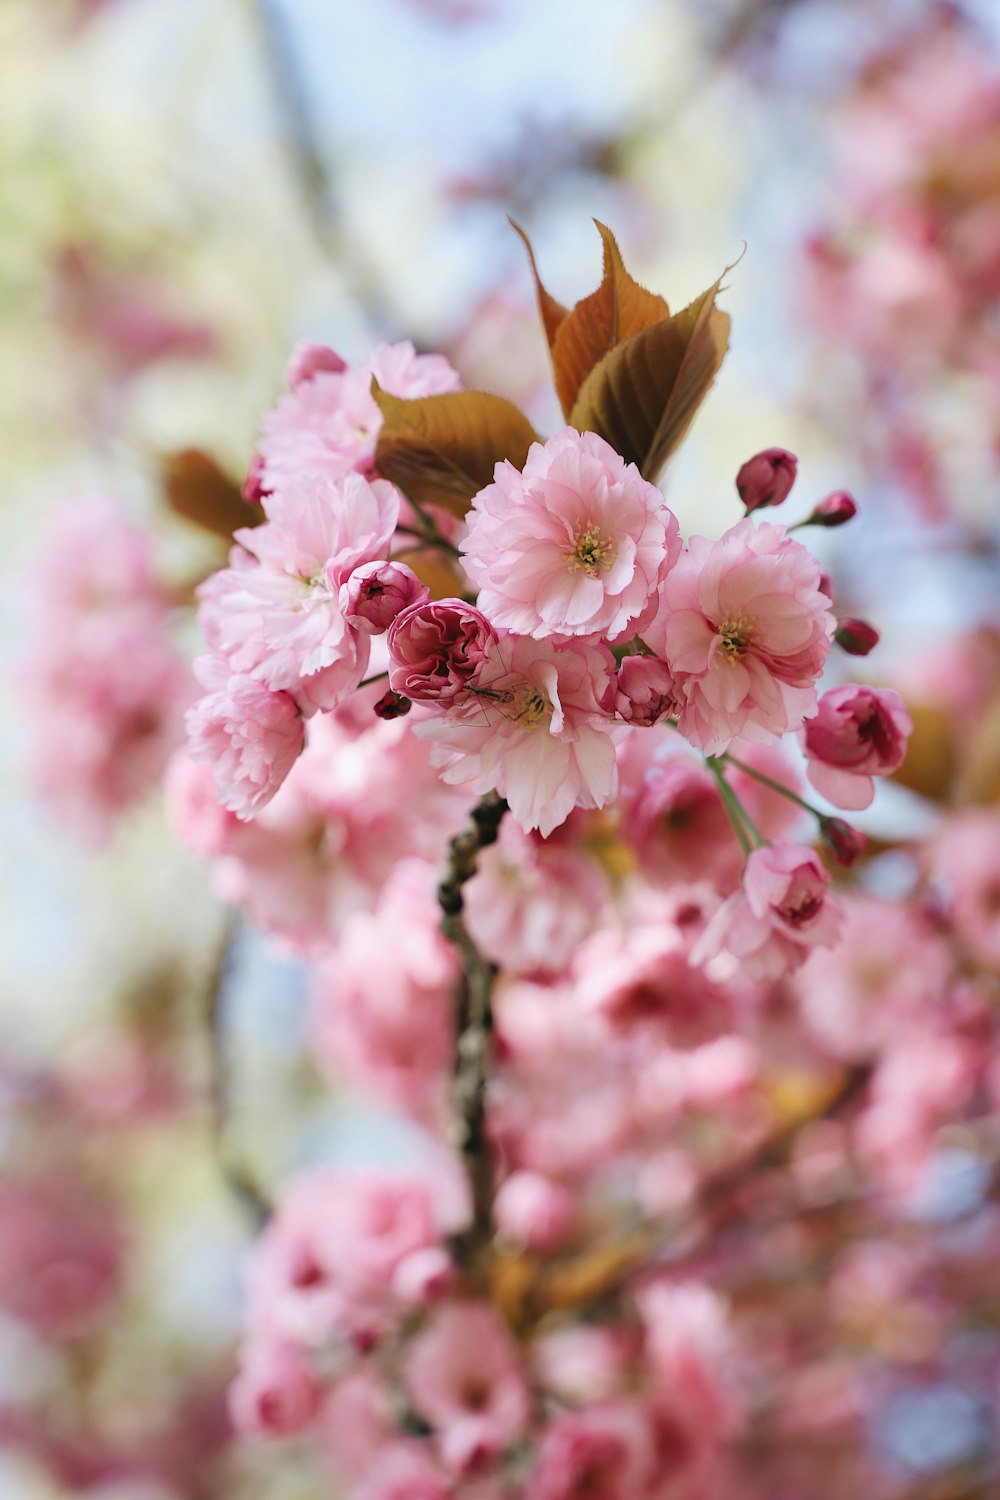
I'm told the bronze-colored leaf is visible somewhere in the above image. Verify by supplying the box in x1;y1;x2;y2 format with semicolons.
372;382;540;519
508;217;569;351
569;278;731;483
515;220;671;420
890;700;955;803
162;449;260;539
955;685;1000;805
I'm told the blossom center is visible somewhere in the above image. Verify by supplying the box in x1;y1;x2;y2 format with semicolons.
514;686;551;727
717;613;756;661
567;524;616;576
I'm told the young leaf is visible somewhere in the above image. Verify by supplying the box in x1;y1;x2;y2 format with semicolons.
508;217;569;350
569;278;731;483
373;382;540;519
514;219;670;419
162;449;261;538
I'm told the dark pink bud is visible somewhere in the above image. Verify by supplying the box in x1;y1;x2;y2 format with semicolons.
806;491;857;528
373;689;411;719
614;655;679;727
736;448;798;512
242;453;270;506
387;597;498;705
835;618;880;656
820;817;867;868
285;341;347;389
339;560;429;635
818;572;835;601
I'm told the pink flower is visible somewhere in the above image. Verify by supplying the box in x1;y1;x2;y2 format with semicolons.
309;861;458;1125
694;842;844;981
461;427;681;641
526;1402;656;1500
259;339;460;489
354;1444;451;1500
463;815;610;976
494;1170;576;1251
415;634;618;836
931;809;1000;971
620;751;741;890
199;472;399;701
387;598;498;704
794;895;951;1061
185;655;304;818
803;685;912;809
341;560;428;634
230;1337;323;1438
402;1302;531;1474
573;924;736;1049
245;1165;458;1350
644;519;833;754
613;655;680;726
286;340;346;388
638;1281;738;1444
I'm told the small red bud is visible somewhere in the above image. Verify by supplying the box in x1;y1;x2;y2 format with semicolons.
821;817;867;868
834;618;880;656
818;572;835;601
736;448;798;513
807;491;857;528
373;689;411;720
242;453;270;506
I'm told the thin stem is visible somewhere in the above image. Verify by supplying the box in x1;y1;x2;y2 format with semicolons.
722;751;822;820
403;494;463;558
357;670;389;689
437;793;508;1261
705;757;754;856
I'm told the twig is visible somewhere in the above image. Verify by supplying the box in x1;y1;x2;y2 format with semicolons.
437;792;508;1258
203;915;271;1228
246;0;390;328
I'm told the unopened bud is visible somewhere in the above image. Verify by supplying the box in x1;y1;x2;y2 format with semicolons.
805;491;857;528
285;341;347;389
614;655;679;726
818;572;835;602
834;618;880;656
820;817;867;868
736;448;798;513
373;689;411;720
340;561;429;634
242;453;270;506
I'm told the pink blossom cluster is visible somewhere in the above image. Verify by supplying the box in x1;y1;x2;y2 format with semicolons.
18;493;191;843
799;9;1000;520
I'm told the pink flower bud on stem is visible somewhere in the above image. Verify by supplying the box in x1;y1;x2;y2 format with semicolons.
792;491;858;530
834;618;880;656
820;816;867;868
736;448;798;513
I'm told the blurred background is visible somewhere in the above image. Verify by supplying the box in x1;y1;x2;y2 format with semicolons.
3;1;1000;1496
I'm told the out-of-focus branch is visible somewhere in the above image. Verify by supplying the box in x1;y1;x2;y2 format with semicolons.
245;0;391;329
203;915;271;1228
437;792;508;1260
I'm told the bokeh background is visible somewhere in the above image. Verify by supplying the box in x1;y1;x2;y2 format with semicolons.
3;1;1000;1496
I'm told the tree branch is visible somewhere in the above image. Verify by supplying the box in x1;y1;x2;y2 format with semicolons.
437;791;508;1259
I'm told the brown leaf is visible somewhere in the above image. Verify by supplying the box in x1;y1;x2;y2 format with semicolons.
569;278;731;483
372;382;540;519
514;220;671;420
508;217;569;351
891;700;955;803
162;449;260;539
